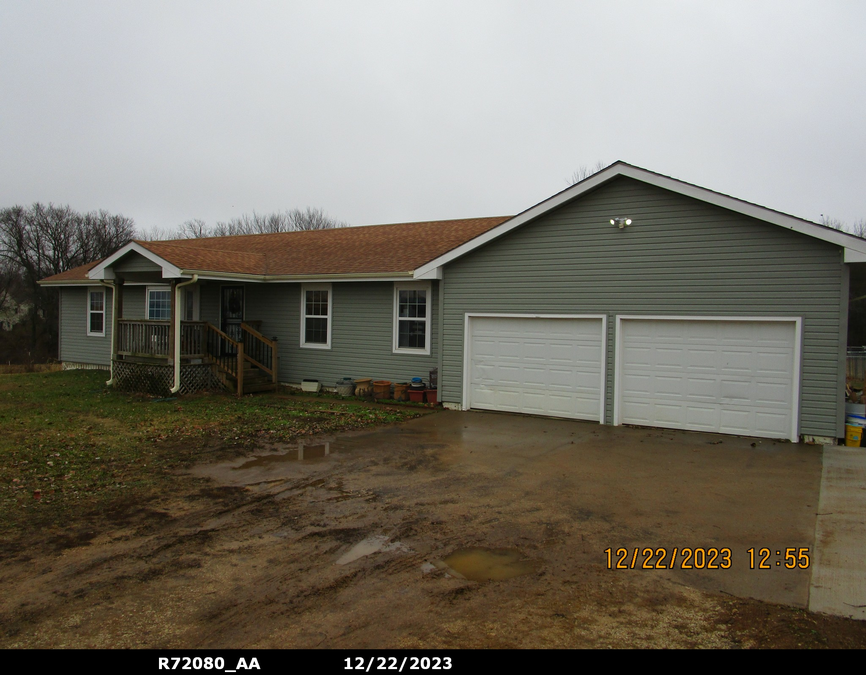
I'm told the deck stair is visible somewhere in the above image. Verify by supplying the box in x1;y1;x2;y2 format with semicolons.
203;322;278;396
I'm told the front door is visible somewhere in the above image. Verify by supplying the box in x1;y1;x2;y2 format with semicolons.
221;286;244;352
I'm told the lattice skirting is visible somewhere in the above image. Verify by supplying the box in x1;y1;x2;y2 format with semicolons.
113;360;224;396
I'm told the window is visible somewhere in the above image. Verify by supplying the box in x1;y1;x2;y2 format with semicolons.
147;286;171;321
393;282;431;354
301;284;331;349
87;288;105;336
183;286;199;321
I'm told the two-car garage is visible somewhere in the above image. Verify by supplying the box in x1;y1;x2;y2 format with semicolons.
465;315;800;441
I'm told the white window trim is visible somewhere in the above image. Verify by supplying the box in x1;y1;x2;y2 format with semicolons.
86;287;106;337
300;283;332;349
393;282;431;355
147;285;172;322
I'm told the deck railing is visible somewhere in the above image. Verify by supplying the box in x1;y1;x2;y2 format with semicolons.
241;322;278;386
116;320;206;359
115;319;276;395
180;321;206;357
116;320;170;358
203;323;241;388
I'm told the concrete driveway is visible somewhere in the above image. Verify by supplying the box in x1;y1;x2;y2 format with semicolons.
810;446;866;620
399;409;823;608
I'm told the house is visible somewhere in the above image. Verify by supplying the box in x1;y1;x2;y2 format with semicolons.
40;161;866;444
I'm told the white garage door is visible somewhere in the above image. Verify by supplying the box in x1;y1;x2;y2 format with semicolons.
616;318;799;440
467;315;605;421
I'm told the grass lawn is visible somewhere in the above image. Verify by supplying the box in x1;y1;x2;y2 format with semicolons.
0;369;426;535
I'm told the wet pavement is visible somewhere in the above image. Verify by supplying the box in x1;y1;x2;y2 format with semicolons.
194;409;824;609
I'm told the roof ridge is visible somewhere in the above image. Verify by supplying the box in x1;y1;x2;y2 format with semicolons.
135;216;512;247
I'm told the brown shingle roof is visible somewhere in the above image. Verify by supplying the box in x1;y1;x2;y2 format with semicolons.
40;260;104;283
40;216;511;283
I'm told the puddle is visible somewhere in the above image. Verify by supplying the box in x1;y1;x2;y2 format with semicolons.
439;547;541;581
336;535;411;565
232;442;331;469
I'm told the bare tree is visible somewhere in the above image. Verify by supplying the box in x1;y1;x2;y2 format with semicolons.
0;259;24;321
821;215;866;239
213;207;347;235
162;207;348;239
175;218;210;239
0;203;135;361
567;161;607;186
289;207;348;231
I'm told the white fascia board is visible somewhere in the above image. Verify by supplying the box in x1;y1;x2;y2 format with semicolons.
618;165;866;257
413;266;442;280
88;242;184;280
190;272;416;283
844;249;866;263
414;162;866;275
38;279;93;287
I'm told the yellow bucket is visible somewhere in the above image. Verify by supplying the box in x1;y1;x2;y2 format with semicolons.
845;424;862;447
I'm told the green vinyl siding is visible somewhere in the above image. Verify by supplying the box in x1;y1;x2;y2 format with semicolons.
59;287;113;366
198;281;439;387
441;176;847;438
119;286;146;319
113;251;162;273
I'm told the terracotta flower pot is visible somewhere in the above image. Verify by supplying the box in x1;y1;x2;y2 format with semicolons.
408;389;425;403
372;380;391;400
425;389;438;405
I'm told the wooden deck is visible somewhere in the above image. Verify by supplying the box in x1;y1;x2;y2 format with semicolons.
114;320;277;395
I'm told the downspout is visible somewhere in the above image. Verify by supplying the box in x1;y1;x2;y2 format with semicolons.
96;280;118;386
170;275;199;394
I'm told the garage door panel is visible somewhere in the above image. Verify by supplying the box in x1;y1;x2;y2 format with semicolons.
621;372;652;396
754;382;790;405
719;379;753;402
520;366;548;387
655;374;687;397
654;402;687;425
548;368;577;388
623;345;653;365
469;317;603;421
655;347;687;368
754;411;790;436
756;352;794;375
686;348;719;369
686;377;718;400
685;405;718;428
619;319;797;440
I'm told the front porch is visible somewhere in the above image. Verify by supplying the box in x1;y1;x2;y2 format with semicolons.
112;319;279;397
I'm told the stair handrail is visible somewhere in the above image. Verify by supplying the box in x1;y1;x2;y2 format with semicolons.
202;323;240;384
241;322;279;385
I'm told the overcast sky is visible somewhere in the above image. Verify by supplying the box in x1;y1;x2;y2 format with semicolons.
1;1;864;234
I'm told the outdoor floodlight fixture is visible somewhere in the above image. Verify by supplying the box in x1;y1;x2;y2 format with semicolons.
610;217;632;229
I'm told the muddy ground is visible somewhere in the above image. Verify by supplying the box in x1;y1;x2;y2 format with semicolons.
1;412;865;650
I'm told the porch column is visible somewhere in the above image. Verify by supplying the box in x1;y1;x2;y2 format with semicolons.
171;276;198;395
168;280;177;365
106;280;120;386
